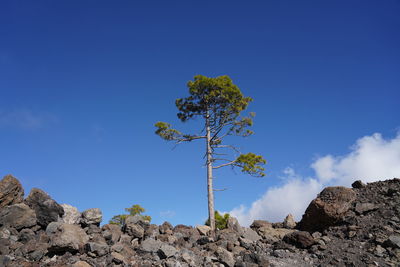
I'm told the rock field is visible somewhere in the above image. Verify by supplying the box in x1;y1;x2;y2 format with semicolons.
0;174;399;266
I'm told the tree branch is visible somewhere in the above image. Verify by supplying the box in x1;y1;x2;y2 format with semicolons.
175;135;206;143
213;160;237;169
212;145;241;153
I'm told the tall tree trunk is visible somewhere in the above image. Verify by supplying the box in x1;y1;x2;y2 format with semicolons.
206;112;215;233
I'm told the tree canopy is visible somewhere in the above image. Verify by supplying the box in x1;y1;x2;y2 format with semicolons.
109;204;151;226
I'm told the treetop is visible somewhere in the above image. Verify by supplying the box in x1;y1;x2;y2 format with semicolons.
176;75;253;122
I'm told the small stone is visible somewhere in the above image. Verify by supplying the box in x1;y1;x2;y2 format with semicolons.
375;245;386;257
196;225;211;236
283;231;315;248
355;203;378;215
158;244;177;259
250;220;272;229
111;252;125;264
72;261;91;267
283;214;297;229
159;221;173;234
85;241;110;257
352;180;366;188
312;232;322;239
241;228;261;242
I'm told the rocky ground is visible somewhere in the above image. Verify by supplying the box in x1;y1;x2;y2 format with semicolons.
0;174;399;267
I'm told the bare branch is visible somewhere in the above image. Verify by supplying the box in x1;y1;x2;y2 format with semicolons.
213;188;228;192
213;158;233;162
213;160;237;169
175;135;206;144
212;145;241;153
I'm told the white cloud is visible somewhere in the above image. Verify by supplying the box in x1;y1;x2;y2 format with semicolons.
231;132;400;226
0;109;56;130
159;210;176;219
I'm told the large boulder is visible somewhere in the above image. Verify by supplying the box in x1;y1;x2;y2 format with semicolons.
0;174;24;209
81;208;102;226
46;222;89;253
0;203;37;230
299;186;356;232
196;225;211;236
25;188;64;228
60;204;81;224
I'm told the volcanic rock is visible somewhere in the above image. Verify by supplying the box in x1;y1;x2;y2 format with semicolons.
283;231;315;248
46;222;89;253
299;186;356;232
0;174;24;209
81;208;102;226
0;203;37;230
283;213;296;229
25;188;64;228
60;204;81;224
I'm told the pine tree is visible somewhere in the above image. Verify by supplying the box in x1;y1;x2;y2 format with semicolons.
155;75;266;233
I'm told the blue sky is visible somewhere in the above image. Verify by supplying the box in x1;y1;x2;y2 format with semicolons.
1;0;399;226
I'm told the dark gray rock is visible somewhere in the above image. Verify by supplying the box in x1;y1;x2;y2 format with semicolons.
250;220;272;229
125;214;150;228
159;221;173;234
18;228;35;243
383;235;400;248
355;202;378;215
351;180;366;189
139;238;163;253
283;231;315;248
102;224;122;245
0;203;37;230
227;217;244;234
0;174;24;209
85;241;110;256
158;244;177;259
125;223;144;239
215;246;235;267
25;188;64;227
241;228;261;242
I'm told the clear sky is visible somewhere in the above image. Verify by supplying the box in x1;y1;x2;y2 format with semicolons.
1;0;399;226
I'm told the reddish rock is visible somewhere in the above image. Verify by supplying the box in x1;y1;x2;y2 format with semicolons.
299;186;356;232
0;174;24;209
